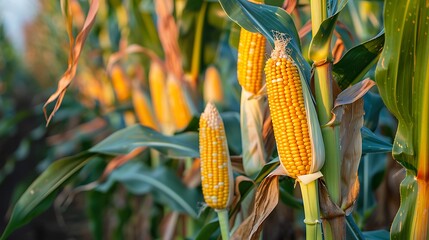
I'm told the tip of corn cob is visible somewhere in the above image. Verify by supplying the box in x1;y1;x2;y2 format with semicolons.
271;32;292;60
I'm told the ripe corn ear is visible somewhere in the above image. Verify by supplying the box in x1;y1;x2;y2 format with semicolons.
237;21;268;176
111;65;131;102
264;39;324;179
132;82;159;131
167;75;194;130
237;28;266;94
149;61;174;134
199;103;233;210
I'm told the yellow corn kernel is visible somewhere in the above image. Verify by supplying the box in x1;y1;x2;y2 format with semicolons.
111;65;131;102
132;83;159;131
149;61;173;133
204;66;224;104
237;28;266;94
264;55;312;179
167;75;193;130
199;103;233;210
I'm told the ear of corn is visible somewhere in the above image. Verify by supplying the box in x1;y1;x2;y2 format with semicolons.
264;38;324;179
111;65;131;102
167;75;195;130
199;103;233;210
149;61;174;134
237;18;268;176
237;28;266;94
132;81;159;131
204;66;224;105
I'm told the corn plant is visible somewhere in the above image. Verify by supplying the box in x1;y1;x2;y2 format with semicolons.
1;0;427;239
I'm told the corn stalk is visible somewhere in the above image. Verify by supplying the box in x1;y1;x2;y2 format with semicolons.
375;0;429;238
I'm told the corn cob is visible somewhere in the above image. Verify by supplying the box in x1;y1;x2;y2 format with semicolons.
264;39;324;179
111;65;131;102
132;82;159;131
167;75;193;130
149;61;174;134
237;28;266;94
204;66;224;104
199;103;233;210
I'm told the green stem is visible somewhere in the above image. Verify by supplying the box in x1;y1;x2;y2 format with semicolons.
299;180;323;240
309;1;341;239
309;0;341;206
150;149;160;167
190;2;207;87
216;209;230;240
310;0;327;34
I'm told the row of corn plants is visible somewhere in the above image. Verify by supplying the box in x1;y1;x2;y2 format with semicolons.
1;0;428;239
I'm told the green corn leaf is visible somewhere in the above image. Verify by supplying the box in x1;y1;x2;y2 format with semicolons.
0;153;95;240
357;153;387;227
334;31;385;90
363;230;390;240
254;158;279;184
95;161;203;218
363;92;385;131
194;218;220;240
90;125;199;158
345;214;365;240
217;0;311;83
375;0;429;238
279;178;303;210
361;127;392;154
309;0;348;62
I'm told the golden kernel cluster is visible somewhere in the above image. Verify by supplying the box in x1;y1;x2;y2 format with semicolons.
167;77;192;130
237;29;266;94
199;103;231;209
264;58;312;178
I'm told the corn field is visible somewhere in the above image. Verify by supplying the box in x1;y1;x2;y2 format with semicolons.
0;0;428;239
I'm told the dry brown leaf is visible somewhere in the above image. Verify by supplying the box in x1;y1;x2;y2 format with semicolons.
339;98;364;214
230;175;255;223
334;79;376;106
43;0;99;125
231;171;282;240
298;20;312;39
329;80;373;213
332;38;345;64
327;79;376;126
100;147;146;181
155;0;184;82
283;0;297;14
319;179;346;239
319;80;374;237
231;156;246;174
106;44;164;73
